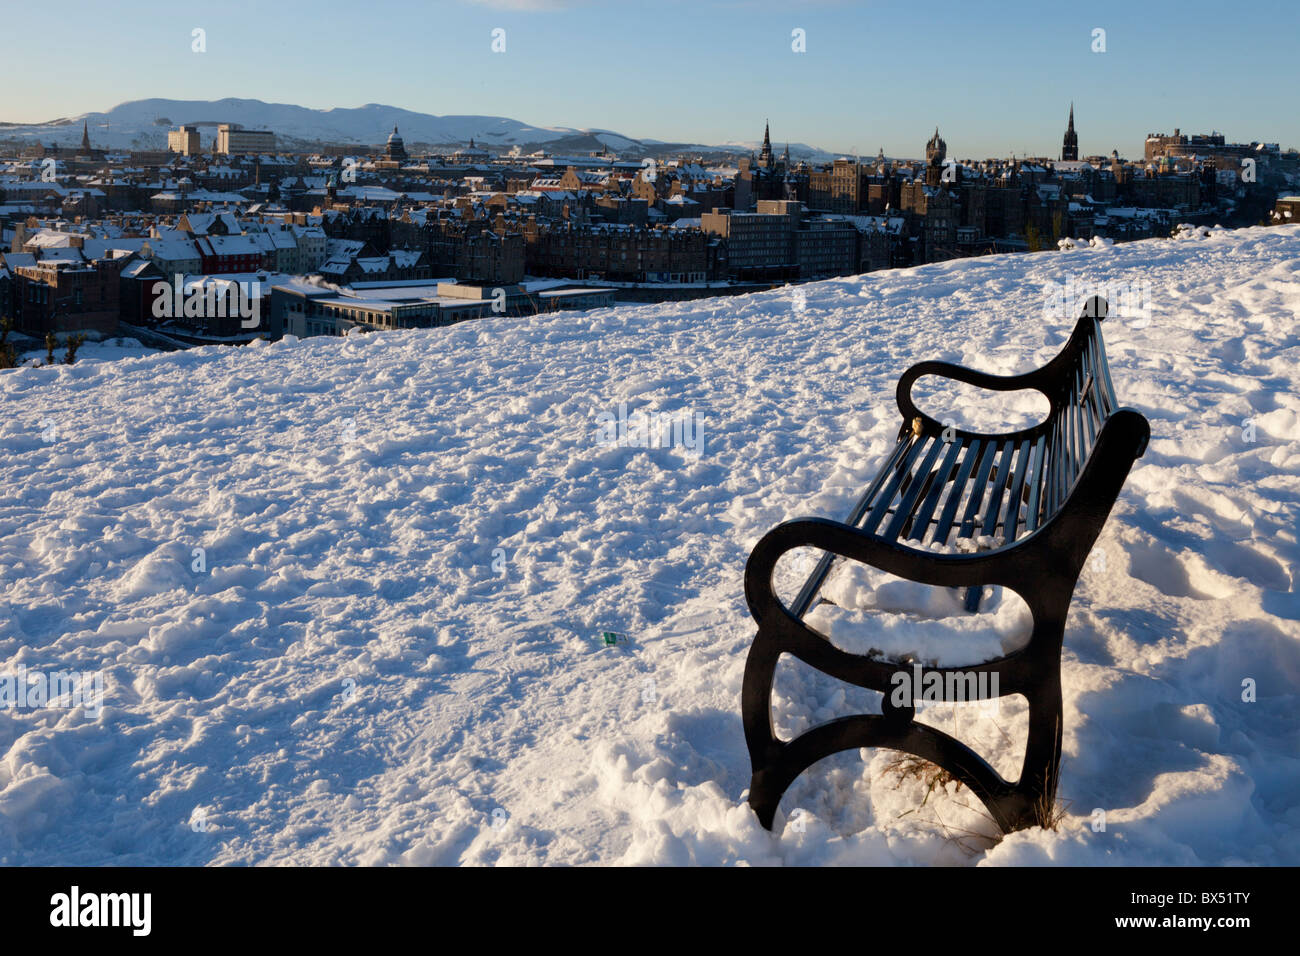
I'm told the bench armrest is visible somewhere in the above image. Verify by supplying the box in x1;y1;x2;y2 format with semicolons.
744;516;1029;630
894;311;1108;431
896;360;1056;427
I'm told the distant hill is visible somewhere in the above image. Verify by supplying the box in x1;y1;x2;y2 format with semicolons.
0;97;834;160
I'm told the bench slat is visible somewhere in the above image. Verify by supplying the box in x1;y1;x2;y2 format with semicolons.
980;439;1017;537
961;440;1016;611
1064;363;1085;505
999;437;1033;539
1044;410;1063;517
1085;331;1105;419
1094;329;1119;415
932;438;984;545
1065;357;1089;508
860;434;933;536
1079;358;1100;452
1062;401;1080;510
882;436;948;541
1022;434;1048;535
1078;334;1095;416
1076;349;1098;478
956;440;1001;540
1088;333;1111;439
1042;412;1056;516
904;436;965;544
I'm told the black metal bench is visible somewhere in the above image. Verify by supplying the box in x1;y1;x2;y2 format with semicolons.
741;296;1150;834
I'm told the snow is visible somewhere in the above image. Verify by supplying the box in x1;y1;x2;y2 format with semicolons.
17;336;160;367
1;225;1298;865
806;563;1033;668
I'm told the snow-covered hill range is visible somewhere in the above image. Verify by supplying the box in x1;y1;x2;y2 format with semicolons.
1;226;1298;865
0;97;830;158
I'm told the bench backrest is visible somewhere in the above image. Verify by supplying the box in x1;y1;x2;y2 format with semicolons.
878;298;1140;556
1040;313;1118;521
783;298;1148;620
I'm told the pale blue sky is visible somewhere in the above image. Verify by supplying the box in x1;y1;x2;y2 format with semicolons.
4;0;1296;157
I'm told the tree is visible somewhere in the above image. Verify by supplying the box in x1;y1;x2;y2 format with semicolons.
0;317;17;370
63;333;85;364
1025;221;1043;252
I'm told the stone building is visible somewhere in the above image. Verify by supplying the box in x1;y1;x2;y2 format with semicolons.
392;210;525;285
701;200;857;280
522;219;710;283
217;124;276;155
831;159;868;214
700;205;796;280
899;181;958;262
168;126;202;156
795;216;859;278
3;252;124;335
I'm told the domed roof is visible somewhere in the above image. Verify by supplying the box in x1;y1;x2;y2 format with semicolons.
388;126;402;142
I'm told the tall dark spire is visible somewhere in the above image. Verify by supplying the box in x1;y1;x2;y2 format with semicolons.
757;119;774;169
1061;103;1079;161
80;121;91;153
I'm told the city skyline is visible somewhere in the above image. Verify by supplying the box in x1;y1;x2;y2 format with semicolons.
5;0;1298;158
12;96;1295;167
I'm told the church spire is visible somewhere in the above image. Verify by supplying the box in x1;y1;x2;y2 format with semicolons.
757;119;775;169
1061;102;1079;161
80;121;91;153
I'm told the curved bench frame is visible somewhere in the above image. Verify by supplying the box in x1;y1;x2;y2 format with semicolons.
741;300;1150;833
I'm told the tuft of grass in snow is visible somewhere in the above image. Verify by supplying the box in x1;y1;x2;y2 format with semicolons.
1029;776;1071;832
882;753;961;804
883;753;1070;836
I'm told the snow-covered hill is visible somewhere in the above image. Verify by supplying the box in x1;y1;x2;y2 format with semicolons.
1;98;634;152
0;97;831;158
1;227;1298;865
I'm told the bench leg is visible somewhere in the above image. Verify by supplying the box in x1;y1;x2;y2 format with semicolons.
742;626;1066;835
1014;658;1065;828
741;633;786;830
